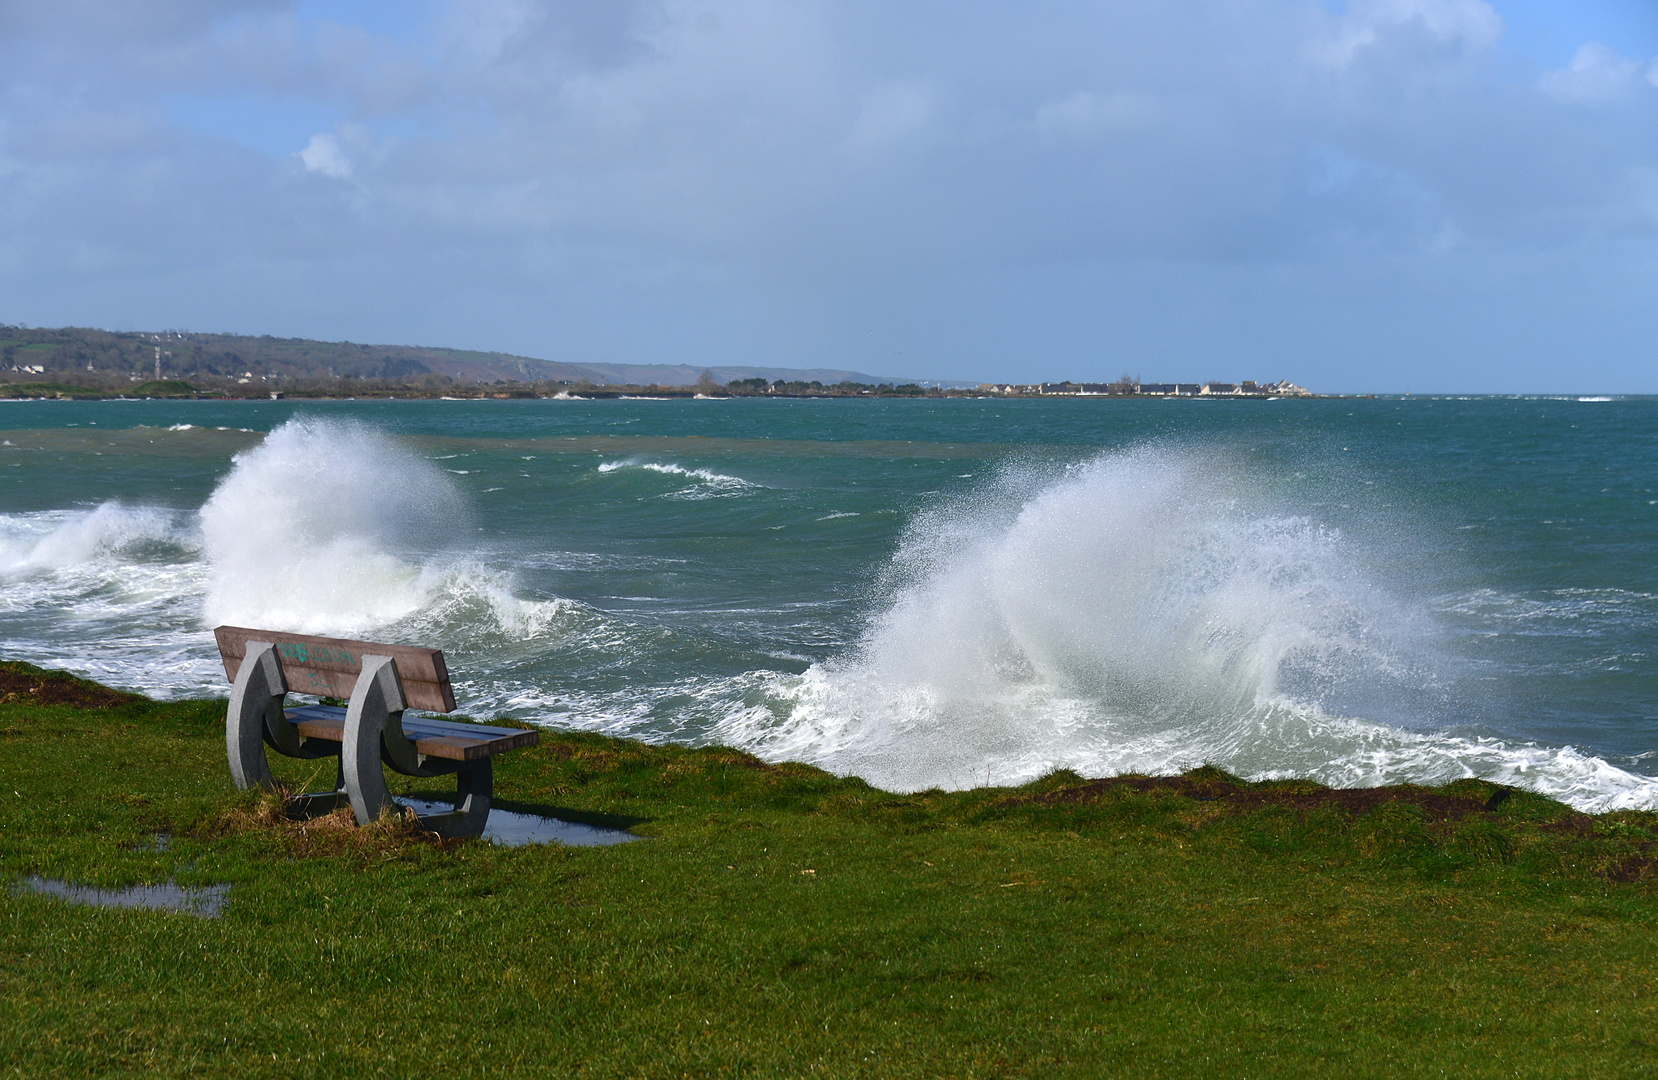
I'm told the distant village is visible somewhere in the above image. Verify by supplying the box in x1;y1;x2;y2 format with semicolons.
977;379;1313;398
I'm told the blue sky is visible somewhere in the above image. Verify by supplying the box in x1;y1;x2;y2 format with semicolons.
2;0;1655;391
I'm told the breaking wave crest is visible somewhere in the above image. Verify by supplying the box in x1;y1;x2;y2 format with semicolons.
197;419;592;652
596;458;755;497
200;419;477;633
0;502;214;696
717;448;1658;812
1;502;192;576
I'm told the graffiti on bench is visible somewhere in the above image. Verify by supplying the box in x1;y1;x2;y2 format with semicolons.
278;641;355;667
277;641;355;691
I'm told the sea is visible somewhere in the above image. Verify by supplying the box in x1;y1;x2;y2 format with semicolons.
2;394;1654;812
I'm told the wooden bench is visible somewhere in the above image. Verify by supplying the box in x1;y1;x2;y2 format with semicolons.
215;625;538;838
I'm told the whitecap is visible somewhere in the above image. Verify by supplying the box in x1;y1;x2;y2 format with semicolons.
711;446;1658;812
0;503;191;578
596;458;755;497
199;418;469;634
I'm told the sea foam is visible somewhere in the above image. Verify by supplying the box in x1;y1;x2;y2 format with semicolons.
0;502;188;577
199;420;473;633
199;419;577;650
717;447;1658;811
596;459;755;497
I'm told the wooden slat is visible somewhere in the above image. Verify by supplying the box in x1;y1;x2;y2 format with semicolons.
284;706;538;762
214;625;456;713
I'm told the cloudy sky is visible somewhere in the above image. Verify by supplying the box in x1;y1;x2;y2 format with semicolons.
1;0;1654;391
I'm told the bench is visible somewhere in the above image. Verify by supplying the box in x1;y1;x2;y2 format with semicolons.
214;625;539;838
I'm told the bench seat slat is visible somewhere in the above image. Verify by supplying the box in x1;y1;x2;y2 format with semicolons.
285;705;539;762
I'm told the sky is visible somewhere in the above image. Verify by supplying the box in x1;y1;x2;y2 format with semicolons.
0;0;1654;392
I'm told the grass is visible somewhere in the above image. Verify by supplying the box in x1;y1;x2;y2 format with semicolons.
0;380;200;399
4;659;1658;1077
0;382;106;398
125;380;201;398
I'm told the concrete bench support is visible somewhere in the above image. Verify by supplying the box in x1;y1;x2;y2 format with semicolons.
227;640;349;816
343;655;491;838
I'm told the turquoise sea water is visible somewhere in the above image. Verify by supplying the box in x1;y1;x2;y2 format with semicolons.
2;395;1654;809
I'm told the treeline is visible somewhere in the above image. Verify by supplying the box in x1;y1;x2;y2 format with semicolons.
0;324;943;393
0;324;959;398
0;325;451;382
0;324;601;387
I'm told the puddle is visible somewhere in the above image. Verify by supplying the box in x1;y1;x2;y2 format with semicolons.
13;876;229;918
398;799;641;847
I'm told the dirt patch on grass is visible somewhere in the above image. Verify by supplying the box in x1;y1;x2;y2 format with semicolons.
1604;851;1658;883
1539;813;1599;839
0;662;146;709
702;748;781;772
203;791;464;857
1017;774;1501;823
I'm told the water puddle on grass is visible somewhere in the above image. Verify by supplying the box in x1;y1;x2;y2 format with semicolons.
398;799;641;847
13;876;229;918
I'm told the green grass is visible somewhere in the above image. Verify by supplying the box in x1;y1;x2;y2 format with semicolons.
125;380;201;398
0;382;105;398
4;660;1658;1077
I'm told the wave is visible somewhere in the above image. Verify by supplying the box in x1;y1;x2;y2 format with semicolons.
198;419;476;633
193;418;590;659
190;418;591;644
713;447;1658;812
0;503;216;698
596;458;756;497
0;503;193;577
2;421;579;696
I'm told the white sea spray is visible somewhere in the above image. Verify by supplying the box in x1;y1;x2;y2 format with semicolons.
715;447;1658;810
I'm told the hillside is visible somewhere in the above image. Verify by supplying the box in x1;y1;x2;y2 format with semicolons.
0;325;923;388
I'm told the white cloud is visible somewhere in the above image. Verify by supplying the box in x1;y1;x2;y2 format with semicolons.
1627;168;1658;227
1033;91;1159;140
440;0;541;64
845;80;933;151
1310;0;1503;68
298;132;351;177
1540;42;1646;104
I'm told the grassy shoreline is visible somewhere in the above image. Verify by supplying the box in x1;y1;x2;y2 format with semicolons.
4;659;1657;1077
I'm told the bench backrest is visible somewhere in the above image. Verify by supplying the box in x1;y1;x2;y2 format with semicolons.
213;625;457;713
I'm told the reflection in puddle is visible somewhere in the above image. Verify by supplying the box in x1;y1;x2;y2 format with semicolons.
14;876;229;918
398;799;640;847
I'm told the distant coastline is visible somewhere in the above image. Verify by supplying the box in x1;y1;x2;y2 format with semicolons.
0;378;1324;402
0;323;1318;400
